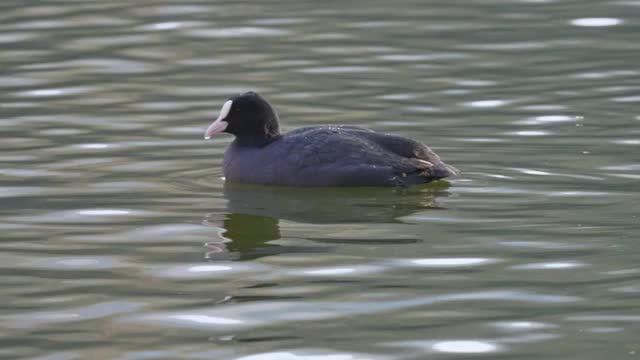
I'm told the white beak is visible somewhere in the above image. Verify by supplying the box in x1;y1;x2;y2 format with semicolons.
204;100;232;139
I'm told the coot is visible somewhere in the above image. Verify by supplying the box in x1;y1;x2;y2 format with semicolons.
204;92;458;186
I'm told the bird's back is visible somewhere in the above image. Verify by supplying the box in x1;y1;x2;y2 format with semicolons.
224;125;457;186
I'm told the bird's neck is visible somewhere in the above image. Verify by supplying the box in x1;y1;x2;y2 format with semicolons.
232;115;281;147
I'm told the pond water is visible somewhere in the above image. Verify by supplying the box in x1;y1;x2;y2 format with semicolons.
2;0;640;359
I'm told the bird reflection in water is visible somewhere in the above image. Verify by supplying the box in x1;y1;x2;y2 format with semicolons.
203;182;451;259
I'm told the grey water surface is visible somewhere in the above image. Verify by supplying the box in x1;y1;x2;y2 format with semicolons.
2;0;640;359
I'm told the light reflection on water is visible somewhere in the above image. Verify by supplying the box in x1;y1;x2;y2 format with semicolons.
1;0;640;359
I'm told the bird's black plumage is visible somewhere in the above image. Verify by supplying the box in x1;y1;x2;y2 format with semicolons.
205;92;458;187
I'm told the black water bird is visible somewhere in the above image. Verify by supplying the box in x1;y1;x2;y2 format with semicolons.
204;92;458;186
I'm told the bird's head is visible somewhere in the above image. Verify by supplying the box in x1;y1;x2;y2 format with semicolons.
204;91;280;146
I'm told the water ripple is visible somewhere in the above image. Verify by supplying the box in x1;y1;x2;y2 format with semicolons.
236;351;379;360
570;18;623;27
432;340;500;354
185;27;290;38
